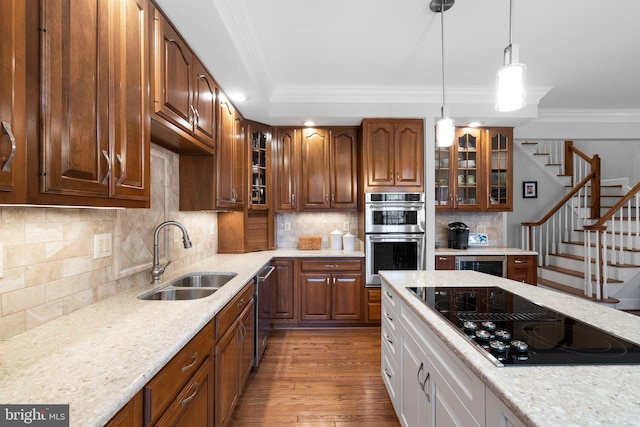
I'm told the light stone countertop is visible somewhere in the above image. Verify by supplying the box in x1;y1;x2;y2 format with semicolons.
380;270;640;427
435;247;537;256
0;249;363;427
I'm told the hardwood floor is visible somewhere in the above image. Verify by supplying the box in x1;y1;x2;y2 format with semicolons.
229;327;400;427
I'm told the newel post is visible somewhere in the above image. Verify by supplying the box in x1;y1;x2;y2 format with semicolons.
564;140;574;180
590;155;601;220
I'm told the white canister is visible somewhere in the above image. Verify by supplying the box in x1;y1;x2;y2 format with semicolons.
342;232;356;251
330;230;343;250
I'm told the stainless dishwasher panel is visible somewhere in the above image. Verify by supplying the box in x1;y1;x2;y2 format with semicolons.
254;265;275;367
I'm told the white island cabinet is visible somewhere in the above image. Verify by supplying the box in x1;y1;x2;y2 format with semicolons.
380;270;640;427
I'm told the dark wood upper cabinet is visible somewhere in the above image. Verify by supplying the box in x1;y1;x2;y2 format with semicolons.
0;0;26;201
300;128;331;210
273;128;299;212
7;0;150;208
149;5;217;154
276;126;358;212
362;119;424;192
435;126;513;212
216;96;245;209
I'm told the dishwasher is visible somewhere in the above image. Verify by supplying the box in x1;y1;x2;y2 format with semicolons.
254;265;275;367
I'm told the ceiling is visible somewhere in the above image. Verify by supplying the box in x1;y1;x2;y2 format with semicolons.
155;0;640;127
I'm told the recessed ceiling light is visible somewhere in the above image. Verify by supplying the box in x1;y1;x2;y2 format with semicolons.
466;121;483;127
229;93;247;102
303;120;316;127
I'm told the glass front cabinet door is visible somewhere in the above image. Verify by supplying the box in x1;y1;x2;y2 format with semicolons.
435;127;512;212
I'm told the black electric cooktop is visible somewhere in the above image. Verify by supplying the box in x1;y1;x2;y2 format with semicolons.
408;286;640;366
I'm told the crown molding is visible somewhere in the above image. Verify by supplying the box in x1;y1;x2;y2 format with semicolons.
536;109;640;124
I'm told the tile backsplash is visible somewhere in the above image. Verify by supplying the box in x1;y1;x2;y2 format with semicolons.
434;212;504;248
276;212;360;250
0;146;217;339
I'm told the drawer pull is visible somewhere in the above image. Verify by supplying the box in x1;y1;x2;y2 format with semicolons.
325;264;338;268
385;291;393;299
385;313;393;322
514;259;525;264
181;352;198;373
180;383;198;407
384;367;392;378
237;298;245;307
385;334;393;345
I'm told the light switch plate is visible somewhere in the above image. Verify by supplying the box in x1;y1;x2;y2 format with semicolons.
93;233;113;259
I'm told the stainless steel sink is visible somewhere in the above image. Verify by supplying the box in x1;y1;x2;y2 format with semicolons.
137;271;237;300
139;288;216;300
170;272;237;288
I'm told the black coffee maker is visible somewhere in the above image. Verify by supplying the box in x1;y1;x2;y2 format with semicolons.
447;222;470;249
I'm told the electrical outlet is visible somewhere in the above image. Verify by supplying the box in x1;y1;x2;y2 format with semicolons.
343;221;350;231
284;222;291;231
93;233;112;259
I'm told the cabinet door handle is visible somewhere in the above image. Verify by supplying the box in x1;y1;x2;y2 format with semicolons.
326;278;330;285
181;352;198;373
385;291;393;299
115;153;125;186
1;121;16;173
101;150;111;185
385;312;393;322
384;367;392;378
385;334;393;345
291;193;295;206
180;383;198;407
417;362;431;402
333;277;336;285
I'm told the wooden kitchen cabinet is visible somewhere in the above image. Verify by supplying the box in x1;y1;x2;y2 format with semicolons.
149;5;217;154
299;127;358;211
299;259;363;323
271;259;295;322
216;95;245;209
435;127;513;212
274;127;358;212
143;321;214;426
248;121;272;209
273;128;299;211
16;0;149;208
0;0;26;202
365;288;381;323
215;282;254;427
362;119;424;192
434;255;456;270
507;254;537;285
105;391;143;427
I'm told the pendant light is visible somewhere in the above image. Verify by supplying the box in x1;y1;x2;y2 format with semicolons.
495;0;527;112
431;0;455;148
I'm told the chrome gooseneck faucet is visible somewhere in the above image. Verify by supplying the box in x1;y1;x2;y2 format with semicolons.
150;221;192;285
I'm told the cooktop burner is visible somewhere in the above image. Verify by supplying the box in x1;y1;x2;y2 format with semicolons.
407;286;640;366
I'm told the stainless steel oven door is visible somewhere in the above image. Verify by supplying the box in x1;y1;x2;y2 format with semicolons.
365;233;425;286
364;202;425;234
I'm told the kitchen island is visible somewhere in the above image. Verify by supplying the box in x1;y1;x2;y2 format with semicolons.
380;270;640;426
0;249;363;426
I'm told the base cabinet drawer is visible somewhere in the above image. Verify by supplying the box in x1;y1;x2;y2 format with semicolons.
144;321;214;426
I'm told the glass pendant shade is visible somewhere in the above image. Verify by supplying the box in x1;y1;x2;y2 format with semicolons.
495;62;527;112
436;117;455;147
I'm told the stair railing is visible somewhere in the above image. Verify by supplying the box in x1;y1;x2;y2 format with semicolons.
583;182;640;300
521;173;595;266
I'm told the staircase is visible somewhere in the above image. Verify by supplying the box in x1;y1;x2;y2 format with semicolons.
518;140;640;310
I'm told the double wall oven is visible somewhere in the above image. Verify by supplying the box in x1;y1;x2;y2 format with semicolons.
365;193;425;286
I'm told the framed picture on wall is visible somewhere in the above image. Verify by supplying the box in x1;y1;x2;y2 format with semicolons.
523;181;538;198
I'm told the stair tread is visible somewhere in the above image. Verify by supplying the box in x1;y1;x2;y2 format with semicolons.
537;278;620;304
564;241;640;252
550;252;640;268
540;264;624;283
